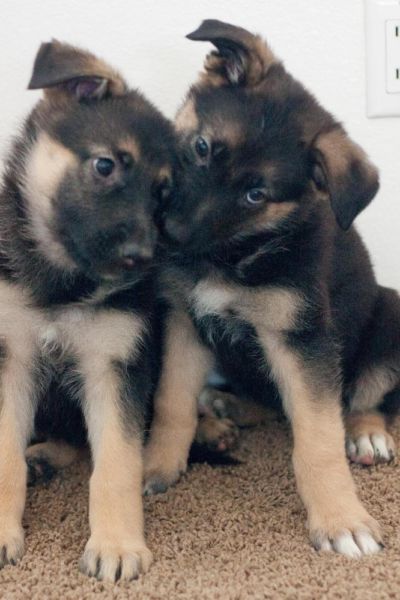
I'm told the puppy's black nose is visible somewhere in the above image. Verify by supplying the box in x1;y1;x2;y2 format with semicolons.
163;218;190;244
118;241;153;269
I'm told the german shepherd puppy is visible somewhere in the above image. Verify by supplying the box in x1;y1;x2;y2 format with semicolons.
144;20;400;558
0;41;176;581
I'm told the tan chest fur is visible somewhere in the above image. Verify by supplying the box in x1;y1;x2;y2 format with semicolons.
0;279;145;370
190;275;303;334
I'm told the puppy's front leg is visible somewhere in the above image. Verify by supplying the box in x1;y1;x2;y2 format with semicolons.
143;310;212;495
0;345;36;568
79;366;152;582
265;333;382;557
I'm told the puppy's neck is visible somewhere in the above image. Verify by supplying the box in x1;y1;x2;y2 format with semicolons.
167;207;326;290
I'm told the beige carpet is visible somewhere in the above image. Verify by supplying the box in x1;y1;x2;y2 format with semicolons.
1;413;400;599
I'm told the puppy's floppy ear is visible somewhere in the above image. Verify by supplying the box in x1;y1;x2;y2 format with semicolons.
311;128;379;230
28;40;127;101
187;19;278;87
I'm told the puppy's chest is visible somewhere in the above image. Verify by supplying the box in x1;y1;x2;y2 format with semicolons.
188;277;301;347
38;306;144;367
0;278;145;380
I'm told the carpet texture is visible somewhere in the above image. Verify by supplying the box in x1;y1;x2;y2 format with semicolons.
1;413;400;599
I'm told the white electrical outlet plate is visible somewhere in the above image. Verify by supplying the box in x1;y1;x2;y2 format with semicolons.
365;0;400;117
386;19;400;92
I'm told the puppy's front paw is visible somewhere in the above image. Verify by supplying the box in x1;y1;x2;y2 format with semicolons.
0;527;24;568
309;510;382;558
26;456;57;487
143;464;185;496
79;537;153;582
143;446;187;496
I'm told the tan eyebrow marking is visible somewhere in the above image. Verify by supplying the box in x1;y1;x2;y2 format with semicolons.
119;137;141;162
175;99;199;133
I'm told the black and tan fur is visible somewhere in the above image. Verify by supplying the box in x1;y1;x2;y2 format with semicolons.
0;41;177;581
144;20;400;557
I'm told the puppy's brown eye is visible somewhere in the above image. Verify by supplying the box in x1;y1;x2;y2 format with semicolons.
195;136;209;158
94;157;115;177
246;189;267;205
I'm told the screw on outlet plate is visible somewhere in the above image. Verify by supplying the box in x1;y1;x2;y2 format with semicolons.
365;0;400;117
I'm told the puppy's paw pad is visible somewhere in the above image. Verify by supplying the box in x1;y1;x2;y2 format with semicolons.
27;456;57;486
346;433;395;465
79;540;152;582
213;418;239;452
197;416;239;453
198;388;239;420
0;531;24;569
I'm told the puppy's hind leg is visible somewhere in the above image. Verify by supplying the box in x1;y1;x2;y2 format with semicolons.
347;375;399;465
346;287;400;466
345;411;395;466
26;440;86;486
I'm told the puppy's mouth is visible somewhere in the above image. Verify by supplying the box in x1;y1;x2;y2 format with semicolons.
106;254;152;273
62;235;154;281
91;261;150;284
114;255;145;270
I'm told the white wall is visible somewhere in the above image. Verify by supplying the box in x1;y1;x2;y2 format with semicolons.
0;0;399;287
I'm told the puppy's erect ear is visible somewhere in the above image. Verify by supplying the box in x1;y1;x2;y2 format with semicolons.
28;40;127;101
311;128;379;230
187;19;278;87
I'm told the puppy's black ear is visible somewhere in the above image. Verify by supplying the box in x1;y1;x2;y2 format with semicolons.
187;19;278;87
312;128;379;230
28;40;127;101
